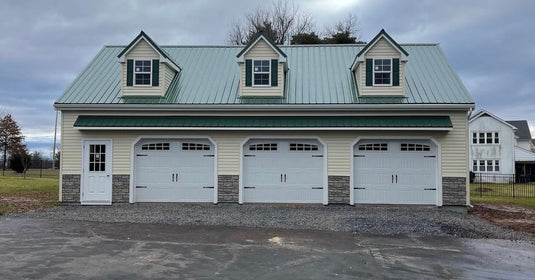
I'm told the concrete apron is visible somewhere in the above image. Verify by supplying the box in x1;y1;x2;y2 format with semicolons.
0;218;533;279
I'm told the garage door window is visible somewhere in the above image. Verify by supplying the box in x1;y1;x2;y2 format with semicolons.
249;143;277;151
290;143;318;151
358;143;388;151
182;143;210;151
400;143;430;151
141;143;170;151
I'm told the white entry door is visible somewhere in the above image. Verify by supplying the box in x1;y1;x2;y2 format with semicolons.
242;139;325;203
134;139;215;202
353;140;438;205
82;140;112;205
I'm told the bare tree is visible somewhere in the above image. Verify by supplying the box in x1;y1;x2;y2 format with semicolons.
0;114;25;175
325;14;360;39
227;0;314;45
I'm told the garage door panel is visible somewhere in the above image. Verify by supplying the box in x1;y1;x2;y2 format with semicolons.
243;139;325;203
134;139;215;203
353;140;438;205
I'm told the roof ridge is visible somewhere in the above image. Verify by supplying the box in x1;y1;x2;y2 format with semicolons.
105;43;439;48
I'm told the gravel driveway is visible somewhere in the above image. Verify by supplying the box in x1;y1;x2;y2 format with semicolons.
11;203;528;239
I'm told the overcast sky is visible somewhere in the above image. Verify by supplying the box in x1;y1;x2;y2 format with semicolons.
0;0;534;157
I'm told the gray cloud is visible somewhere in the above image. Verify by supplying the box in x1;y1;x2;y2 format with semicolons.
0;0;534;156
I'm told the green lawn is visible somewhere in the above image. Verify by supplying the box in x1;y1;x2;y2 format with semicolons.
470;183;535;208
0;177;59;214
470;183;535;198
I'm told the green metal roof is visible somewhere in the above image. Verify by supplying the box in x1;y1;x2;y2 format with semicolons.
56;43;473;105
74;115;452;128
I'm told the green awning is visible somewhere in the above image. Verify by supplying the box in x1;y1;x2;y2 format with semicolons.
74;115;452;130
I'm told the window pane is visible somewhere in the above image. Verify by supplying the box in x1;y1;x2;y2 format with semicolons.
479;133;485;144
495;161;500;171
254;73;269;85
494;133;499;143
135;73;151;85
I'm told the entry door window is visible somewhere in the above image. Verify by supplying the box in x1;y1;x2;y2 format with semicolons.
89;144;106;172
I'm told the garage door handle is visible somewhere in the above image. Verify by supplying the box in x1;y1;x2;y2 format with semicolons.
424;155;436;158
354;187;365;189
396;175;398;183
281;174;283;182
204;155;215;157
244;155;255;157
424;188;436;191
203;186;214;189
136;154;148;157
311;155;323;157
136;186;147;189
244;186;255;189
392;175;394;183
172;174;174;182
312;187;323;189
284;174;286;182
354;155;365;157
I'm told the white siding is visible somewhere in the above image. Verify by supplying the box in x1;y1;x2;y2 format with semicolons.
121;39;176;97
240;39;284;97
469;116;516;174
61;110;468;178
356;37;405;97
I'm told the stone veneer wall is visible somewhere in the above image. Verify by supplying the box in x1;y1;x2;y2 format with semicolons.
218;175;239;203
62;174;81;203
328;176;350;204
112;175;130;203
442;177;467;206
61;174;130;203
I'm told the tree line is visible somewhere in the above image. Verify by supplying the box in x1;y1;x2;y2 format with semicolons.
227;0;364;45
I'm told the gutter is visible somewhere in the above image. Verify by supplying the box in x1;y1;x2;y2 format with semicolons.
54;103;475;111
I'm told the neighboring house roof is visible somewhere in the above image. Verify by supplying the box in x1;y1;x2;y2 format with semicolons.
117;31;181;72
515;146;535;163
469;110;518;130
73;115;452;130
55;44;473;105
506;120;533;140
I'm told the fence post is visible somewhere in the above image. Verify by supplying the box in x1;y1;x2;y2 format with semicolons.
512;174;515;199
479;173;483;197
40;160;43;178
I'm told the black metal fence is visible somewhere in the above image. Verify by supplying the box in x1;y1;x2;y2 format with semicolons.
470;173;535;198
1;159;59;179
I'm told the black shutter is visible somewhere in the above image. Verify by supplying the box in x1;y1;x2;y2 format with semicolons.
152;59;159;86
392;58;399;86
271;59;278;86
126;59;133;86
365;59;373;86
245;59;252;87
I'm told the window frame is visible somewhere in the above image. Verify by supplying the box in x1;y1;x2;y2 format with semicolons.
472;159;500;173
252;59;271;87
472;131;499;145
372;58;392;87
133;59;152;87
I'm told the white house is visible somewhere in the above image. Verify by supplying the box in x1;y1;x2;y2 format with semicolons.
469;110;535;180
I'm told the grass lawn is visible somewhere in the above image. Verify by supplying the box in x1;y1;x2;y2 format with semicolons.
470;196;535;208
0;177;59;214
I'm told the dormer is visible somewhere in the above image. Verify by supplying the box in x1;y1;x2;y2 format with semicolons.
236;33;287;97
351;29;408;97
117;31;181;97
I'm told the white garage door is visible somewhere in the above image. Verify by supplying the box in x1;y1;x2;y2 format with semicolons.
134;139;215;202
353;140;438;205
243;139;325;203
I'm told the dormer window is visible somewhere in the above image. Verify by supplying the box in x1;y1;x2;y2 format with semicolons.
134;60;152;86
373;59;391;86
253;60;270;86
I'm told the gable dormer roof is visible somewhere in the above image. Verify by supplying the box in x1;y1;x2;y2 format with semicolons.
469;109;518;130
351;29;408;71
117;31;181;72
236;32;287;62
